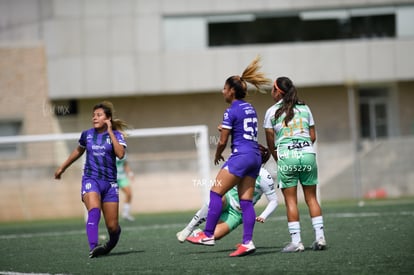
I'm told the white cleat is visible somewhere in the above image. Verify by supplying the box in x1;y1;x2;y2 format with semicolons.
176;228;193;243
311;237;327;251
122;214;135;221
281;242;305;253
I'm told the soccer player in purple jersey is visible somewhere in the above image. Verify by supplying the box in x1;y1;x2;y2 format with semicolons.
187;56;271;257
55;101;128;258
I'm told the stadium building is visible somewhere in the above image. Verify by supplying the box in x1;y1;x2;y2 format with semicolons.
1;0;413;221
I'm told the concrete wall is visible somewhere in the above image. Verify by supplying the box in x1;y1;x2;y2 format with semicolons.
0;45;84;221
0;45;58;167
1;0;414;221
2;0;414;99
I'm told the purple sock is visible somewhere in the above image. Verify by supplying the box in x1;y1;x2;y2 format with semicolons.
240;199;255;244
204;190;223;238
106;226;121;252
86;208;101;250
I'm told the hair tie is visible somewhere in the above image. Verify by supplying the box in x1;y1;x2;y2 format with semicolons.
274;80;285;95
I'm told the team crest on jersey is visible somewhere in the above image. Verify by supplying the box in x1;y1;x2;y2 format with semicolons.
85;182;92;190
106;136;111;144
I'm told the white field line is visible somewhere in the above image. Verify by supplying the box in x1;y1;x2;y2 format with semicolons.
1;211;413;241
0;223;184;240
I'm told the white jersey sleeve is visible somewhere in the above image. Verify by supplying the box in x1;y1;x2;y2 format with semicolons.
256;168;278;220
305;105;315;126
263;104;278;129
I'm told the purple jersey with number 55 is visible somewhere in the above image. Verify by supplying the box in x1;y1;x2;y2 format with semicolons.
221;99;259;153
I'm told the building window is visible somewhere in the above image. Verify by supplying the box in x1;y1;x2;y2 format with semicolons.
359;88;389;140
51;99;78;117
0;121;22;157
208;8;396;46
163;5;414;50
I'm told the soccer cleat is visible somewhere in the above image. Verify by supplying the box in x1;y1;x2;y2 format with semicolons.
281;242;305;253
176;228;193;243
229;241;256;257
186;230;215;246
191;228;203;235
89;244;109;258
311;237;327;251
122;214;135;221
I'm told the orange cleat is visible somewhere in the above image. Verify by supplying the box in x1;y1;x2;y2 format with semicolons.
229;241;256;257
186;231;215;246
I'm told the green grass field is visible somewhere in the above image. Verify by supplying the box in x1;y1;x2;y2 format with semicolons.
0;198;413;275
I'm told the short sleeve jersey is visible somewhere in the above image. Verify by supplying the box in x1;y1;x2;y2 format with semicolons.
226;167;276;212
221;99;259;153
263;100;315;154
79;128;127;181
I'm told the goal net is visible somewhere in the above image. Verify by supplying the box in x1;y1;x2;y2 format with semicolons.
0;125;212;221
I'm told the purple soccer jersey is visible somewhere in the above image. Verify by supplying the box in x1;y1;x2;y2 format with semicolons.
221;99;261;179
79;128;127;181
221;100;259;153
204;100;261;242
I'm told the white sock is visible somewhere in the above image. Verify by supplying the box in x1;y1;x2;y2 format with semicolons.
288;221;301;244
312;216;325;240
186;203;208;231
123;203;131;216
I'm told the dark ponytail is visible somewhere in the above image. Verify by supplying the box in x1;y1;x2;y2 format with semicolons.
274;77;303;126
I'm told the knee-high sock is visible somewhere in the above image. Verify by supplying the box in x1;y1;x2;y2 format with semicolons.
106;226;121;252
240;199;255;244
204;190;223;238
86;208;101;250
186;203;209;231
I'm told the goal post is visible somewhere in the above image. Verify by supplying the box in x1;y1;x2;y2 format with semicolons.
0;124;211;182
128;125;211;203
0;125;212;220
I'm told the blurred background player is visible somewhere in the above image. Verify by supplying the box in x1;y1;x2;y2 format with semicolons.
55;101;127;258
116;155;135;221
263;76;326;253
186;56;272;257
177;145;277;242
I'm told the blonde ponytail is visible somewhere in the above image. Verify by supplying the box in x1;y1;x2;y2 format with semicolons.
226;55;271;99
241;55;271;93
